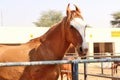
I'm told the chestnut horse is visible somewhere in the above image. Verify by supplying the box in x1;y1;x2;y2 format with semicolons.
60;57;75;80
111;62;120;75
0;4;88;80
60;44;84;80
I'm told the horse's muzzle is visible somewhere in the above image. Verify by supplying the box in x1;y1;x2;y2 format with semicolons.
77;47;88;58
79;47;83;53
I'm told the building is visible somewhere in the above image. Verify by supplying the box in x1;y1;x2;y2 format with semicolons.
0;27;49;44
86;28;120;58
0;27;120;57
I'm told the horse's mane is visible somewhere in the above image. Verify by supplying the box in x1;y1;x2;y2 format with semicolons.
43;16;67;35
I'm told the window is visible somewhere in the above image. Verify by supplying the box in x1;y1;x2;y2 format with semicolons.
94;43;100;53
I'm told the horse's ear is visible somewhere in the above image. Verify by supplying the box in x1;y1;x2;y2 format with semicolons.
66;3;71;16
74;4;81;13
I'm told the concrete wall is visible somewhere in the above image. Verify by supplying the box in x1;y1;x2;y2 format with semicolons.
0;27;120;54
86;28;120;56
0;27;49;44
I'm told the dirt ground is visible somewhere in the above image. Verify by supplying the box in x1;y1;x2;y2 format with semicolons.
58;63;120;80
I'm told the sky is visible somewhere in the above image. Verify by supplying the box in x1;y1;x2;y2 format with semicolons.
0;0;120;28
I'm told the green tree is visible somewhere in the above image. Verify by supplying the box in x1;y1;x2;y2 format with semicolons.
110;12;120;28
33;10;63;27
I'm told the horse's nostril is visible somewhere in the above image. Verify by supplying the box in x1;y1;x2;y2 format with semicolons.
79;47;83;52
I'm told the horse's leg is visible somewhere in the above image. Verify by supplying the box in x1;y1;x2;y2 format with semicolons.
67;73;69;80
67;72;72;80
116;65;118;74
70;73;72;80
111;63;115;76
61;72;63;80
115;68;117;74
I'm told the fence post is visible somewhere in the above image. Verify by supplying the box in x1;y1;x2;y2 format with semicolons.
84;63;87;80
101;62;104;74
72;61;78;80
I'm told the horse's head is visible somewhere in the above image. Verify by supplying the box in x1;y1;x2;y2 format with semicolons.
65;4;88;57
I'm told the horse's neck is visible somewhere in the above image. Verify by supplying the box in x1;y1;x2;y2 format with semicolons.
27;19;70;59
41;21;70;59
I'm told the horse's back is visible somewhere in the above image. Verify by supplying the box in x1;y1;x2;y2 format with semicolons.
0;43;59;80
0;44;31;80
0;44;30;62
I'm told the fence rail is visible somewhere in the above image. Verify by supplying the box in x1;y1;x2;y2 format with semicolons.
0;58;120;67
0;58;120;80
79;72;120;79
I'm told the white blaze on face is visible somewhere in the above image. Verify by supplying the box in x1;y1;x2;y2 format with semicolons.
70;18;88;49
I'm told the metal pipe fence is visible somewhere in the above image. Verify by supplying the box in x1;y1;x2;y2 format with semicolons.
0;58;120;67
0;58;120;80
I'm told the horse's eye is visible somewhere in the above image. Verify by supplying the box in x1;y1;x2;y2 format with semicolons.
70;25;74;28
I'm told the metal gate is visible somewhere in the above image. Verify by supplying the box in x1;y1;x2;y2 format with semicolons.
0;58;120;80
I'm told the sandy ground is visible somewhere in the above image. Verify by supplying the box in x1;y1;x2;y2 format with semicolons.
58;63;120;80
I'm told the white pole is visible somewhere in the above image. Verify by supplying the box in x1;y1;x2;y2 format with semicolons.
1;10;3;26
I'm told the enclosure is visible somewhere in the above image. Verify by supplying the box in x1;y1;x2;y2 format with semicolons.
0;57;120;80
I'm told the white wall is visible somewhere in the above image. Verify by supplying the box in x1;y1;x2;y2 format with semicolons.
0;27;49;44
86;28;120;53
0;27;120;53
86;28;120;42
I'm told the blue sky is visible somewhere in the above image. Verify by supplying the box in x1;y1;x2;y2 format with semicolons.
0;0;120;27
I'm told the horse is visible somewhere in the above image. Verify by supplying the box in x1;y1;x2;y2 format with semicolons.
0;4;88;80
60;44;87;80
111;61;120;75
60;57;75;80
